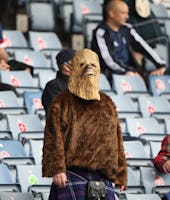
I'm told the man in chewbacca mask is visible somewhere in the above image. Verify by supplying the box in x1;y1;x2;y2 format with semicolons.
42;48;127;200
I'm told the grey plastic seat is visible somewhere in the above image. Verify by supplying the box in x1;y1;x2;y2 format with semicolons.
16;164;51;194
148;75;170;100
0;91;26;117
0;71;40;94
0;164;21;192
26;1;55;31
72;0;102;33
14;49;51;74
126;117;165;142
149;141;162;158
123;140;152;167
3;30;28;49
112;74;150;99
99;73;111;91
28;31;62;52
23;91;44;117
125;193;161;200
38;69;56;90
140;166;170;194
0;192;34;200
6;114;44;141
138;96;170;120
110;95;141;119
0;140;34;166
28;139;43;165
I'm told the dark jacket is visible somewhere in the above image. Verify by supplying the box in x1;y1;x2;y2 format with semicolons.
91;22;166;76
42;71;69;113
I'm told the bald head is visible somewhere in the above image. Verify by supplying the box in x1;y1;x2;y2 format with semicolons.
105;0;129;30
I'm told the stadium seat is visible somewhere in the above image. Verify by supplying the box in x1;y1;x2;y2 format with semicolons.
110;95;141;119
23;91;44;118
0;164;21;192
0;192;34;200
2;30;28;49
38;69;56;90
140;166;170;194
115;167;145;195
149;141;162;158
138;96;170;120
0;91;26;117
0;140;34;166
125;193;162;200
112;74;150;98
14;49;51;74
6;114;44;141
58;0;73;32
164;118;170;133
126;117;165;142
99;73;112;91
26;0;55;31
123;140;153;167
28;139;43;165
148;75;170;100
72;0;102;33
0;71;41;94
16;164;51;195
28;31;62;52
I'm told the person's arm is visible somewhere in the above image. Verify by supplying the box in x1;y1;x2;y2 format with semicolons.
128;25;166;72
153;135;170;173
0;48;8;63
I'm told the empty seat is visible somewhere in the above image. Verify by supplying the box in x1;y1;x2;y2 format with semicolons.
110;95;141;119
38;70;56;90
112;74;150;98
14;49;51;74
28;139;43;165
23;91;44;117
0;140;34;166
0;164;21;192
0;71;40;94
99;73;111;91
6;114;44;141
126;117;165;142
148;75;170;99
140;166;170;194
26;1;55;31
125;193;161;200
138;96;170;120
149;141;162;158
16;164;51;195
72;0;102;33
123;140;152;167
28;31;62;52
0;192;34;200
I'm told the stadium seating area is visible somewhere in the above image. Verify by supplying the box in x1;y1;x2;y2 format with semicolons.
0;0;170;200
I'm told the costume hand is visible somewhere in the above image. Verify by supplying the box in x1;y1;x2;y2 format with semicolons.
115;183;126;191
52;172;68;188
150;67;166;76
162;160;170;174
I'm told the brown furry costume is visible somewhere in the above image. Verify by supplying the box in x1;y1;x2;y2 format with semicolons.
42;49;127;188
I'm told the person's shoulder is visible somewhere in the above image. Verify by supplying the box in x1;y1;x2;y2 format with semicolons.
100;92;116;108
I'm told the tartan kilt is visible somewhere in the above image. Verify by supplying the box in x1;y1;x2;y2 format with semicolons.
48;168;115;200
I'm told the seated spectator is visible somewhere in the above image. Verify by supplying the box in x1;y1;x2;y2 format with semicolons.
42;48;76;113
91;0;166;85
153;135;170;173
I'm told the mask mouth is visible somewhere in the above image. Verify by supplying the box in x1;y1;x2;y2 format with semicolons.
81;65;96;78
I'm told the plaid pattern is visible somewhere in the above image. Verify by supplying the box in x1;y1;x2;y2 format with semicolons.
48;168;115;200
153;135;170;172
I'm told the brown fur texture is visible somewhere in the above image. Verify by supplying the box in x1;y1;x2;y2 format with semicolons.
42;90;127;187
68;48;100;100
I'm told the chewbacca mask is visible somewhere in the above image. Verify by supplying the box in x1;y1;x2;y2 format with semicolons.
68;48;100;100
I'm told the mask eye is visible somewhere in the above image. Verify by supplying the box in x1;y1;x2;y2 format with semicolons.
80;63;84;67
91;63;96;67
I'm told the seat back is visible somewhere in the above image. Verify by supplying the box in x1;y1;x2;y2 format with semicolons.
125;193;161;200
0;192;34;200
99;73;111;91
29;139;43;165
